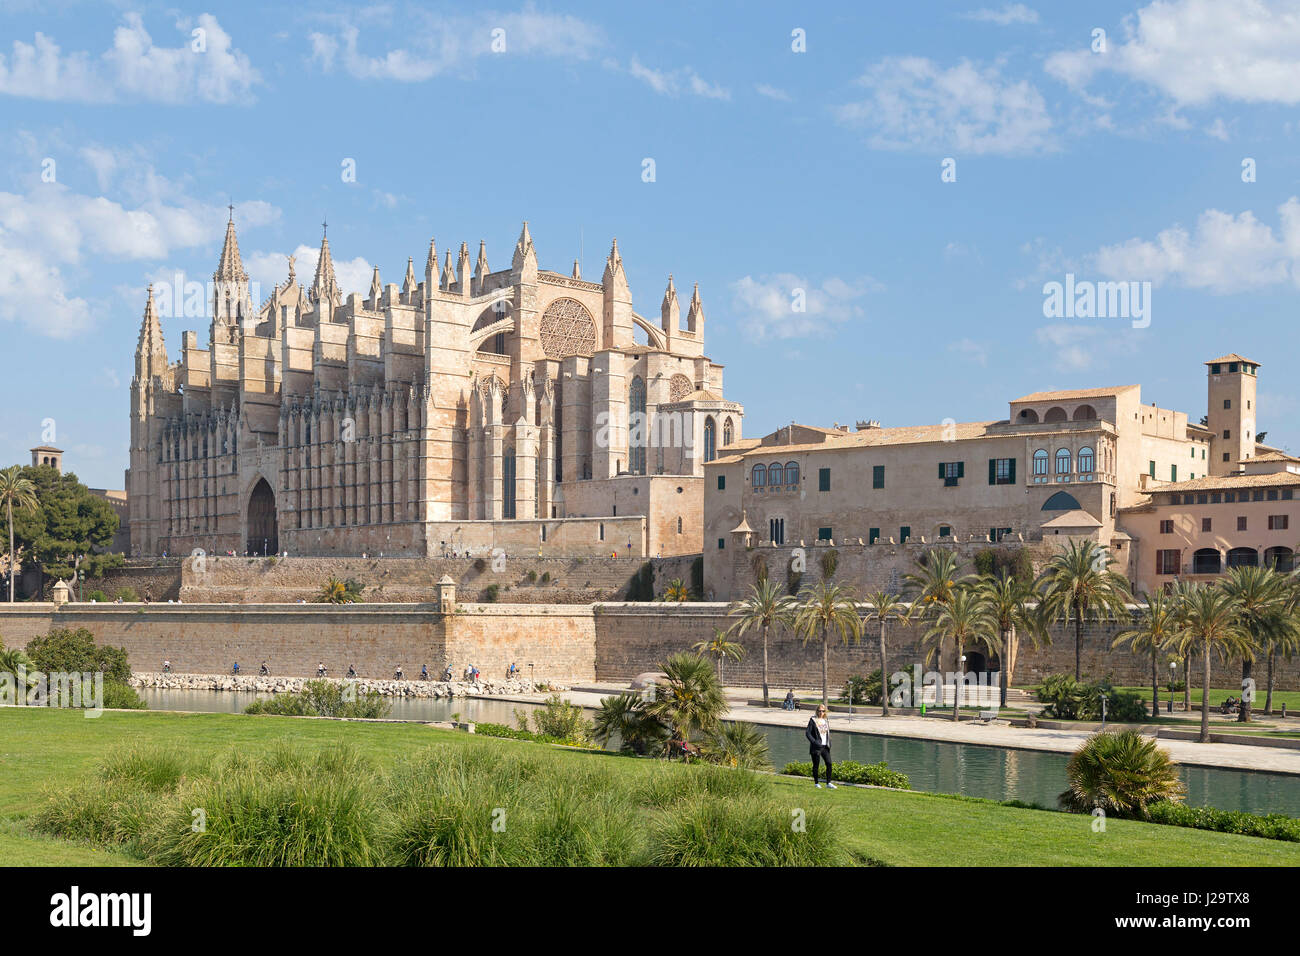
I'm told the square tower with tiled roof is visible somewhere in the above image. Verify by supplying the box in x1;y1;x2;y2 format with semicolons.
1206;353;1259;476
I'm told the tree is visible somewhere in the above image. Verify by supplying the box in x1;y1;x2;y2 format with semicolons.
692;626;745;684
1169;585;1252;742
644;652;728;754
919;585;999;721
591;691;668;755
0;466;38;602
0;643;40;697
1218;565;1291;722
25;627;132;684
1059;730;1185;818
977;571;1045;707
1264;577;1300;715
904;547;969;618
1113;588;1180;718
316;576;363;603
1037;540;1132;680
662;578;691;602
727;578;796;708
792;580;861;707
4;464;122;594
861;590;907;716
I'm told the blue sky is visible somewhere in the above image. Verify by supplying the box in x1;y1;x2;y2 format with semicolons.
4;0;1300;488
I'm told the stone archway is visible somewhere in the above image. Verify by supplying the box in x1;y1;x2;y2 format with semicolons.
247;477;278;555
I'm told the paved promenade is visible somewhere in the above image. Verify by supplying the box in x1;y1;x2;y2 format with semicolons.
546;684;1300;776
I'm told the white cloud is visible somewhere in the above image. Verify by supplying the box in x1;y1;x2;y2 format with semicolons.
730;273;881;341
961;4;1039;25
625;57;730;100
836;57;1056;155
0;13;259;104
0;151;277;337
308;6;604;82
1046;0;1300;108
755;83;792;102
947;337;989;366
1035;324;1117;371
1092;199;1300;293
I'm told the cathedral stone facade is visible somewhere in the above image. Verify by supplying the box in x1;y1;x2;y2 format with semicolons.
128;218;743;559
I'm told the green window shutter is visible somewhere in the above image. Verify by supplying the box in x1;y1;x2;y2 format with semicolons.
1008;458;1016;483
957;461;964;479
869;528;879;544
989;528;996;542
900;526;910;543
717;475;725;490
939;463;946;480
989;459;997;484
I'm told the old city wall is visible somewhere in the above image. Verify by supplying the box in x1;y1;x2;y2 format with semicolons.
94;554;699;605
4;601;1297;693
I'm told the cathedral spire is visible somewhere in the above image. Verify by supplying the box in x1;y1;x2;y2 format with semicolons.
661;274;679;332
441;249;454;290
369;266;382;307
403;256;416;297
474;240;489;282
457;241;471;296
687;281;705;335
311;223;341;307
425;238;438;276
511;220;537;276
214;217;248;282
135;284;167;382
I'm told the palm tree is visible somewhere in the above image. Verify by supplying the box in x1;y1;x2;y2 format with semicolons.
727;578;796;708
919;585;999;721
1060;730;1185;818
792;580;862;707
1170;584;1252;742
644;652;728;753
977;572;1044;707
1264;576;1300;715
316;576;362;603
591;691;668;755
0;644;40;700
1037;540;1132;680
662;578;691;602
862;590;907;716
1218;565;1292;722
692;627;745;684
0;466;38;603
1113;588;1180;718
703;721;771;770
904;547;969;619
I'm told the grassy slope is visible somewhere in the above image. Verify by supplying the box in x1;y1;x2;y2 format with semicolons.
1;707;1296;867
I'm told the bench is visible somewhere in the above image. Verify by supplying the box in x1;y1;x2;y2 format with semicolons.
976;709;998;723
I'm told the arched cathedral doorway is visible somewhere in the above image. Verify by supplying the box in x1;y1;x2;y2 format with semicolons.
247;478;278;555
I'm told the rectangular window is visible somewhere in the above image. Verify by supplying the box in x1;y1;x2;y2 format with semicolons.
1148;460;1156;477
818;467;831;492
1284;490;1294;500
1237;516;1248;531
1156;549;1181;575
990;458;1015;485
1224;492;1235;503
1224;399;1231;409
817;526;833;542
872;465;884;489
717;537;725;550
989;527;1011;542
1210;493;1222;503
1159;519;1173;534
1253;490;1265;502
717;474;725;491
1171;464;1177;482
1223;429;1231;439
1268;489;1280;501
939;525;951;538
940;461;964;486
1269;515;1290;530
899;526;911;544
1223;453;1231;462
1202;517;1212;532
868;527;880;545
769;517;785;546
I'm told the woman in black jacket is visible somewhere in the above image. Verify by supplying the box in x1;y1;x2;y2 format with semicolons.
805;704;835;788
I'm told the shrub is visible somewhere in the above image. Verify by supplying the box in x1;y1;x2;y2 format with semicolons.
517;694;592;744
625;562;655;601
101;682;147;710
540;571;551;584
482;584;500;603
819;548;839;579
244;679;390;719
526;569;537;583
972;547;1034;582
115;587;140;603
87;589;109;603
840;671;882;706
1059;730;1185;818
26;627;132;684
702;721;771;770
786;570;803;596
782;760;910;790
1145;802;1300;842
473;557;487;572
647;792;844;866
1036;674;1148;721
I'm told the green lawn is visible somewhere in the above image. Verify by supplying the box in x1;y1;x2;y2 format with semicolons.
1109;684;1300;712
2;707;1297;867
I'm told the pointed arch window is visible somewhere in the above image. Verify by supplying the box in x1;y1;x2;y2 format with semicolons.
704;416;716;463
723;417;734;447
629;376;647;475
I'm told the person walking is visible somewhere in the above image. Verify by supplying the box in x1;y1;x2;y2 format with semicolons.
805;704;836;789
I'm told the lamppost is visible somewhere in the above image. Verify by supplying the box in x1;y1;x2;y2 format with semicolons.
528;662;534;690
1170;660;1177;714
958;654;967;712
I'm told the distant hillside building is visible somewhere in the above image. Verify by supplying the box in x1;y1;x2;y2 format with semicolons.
128;216;741;558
